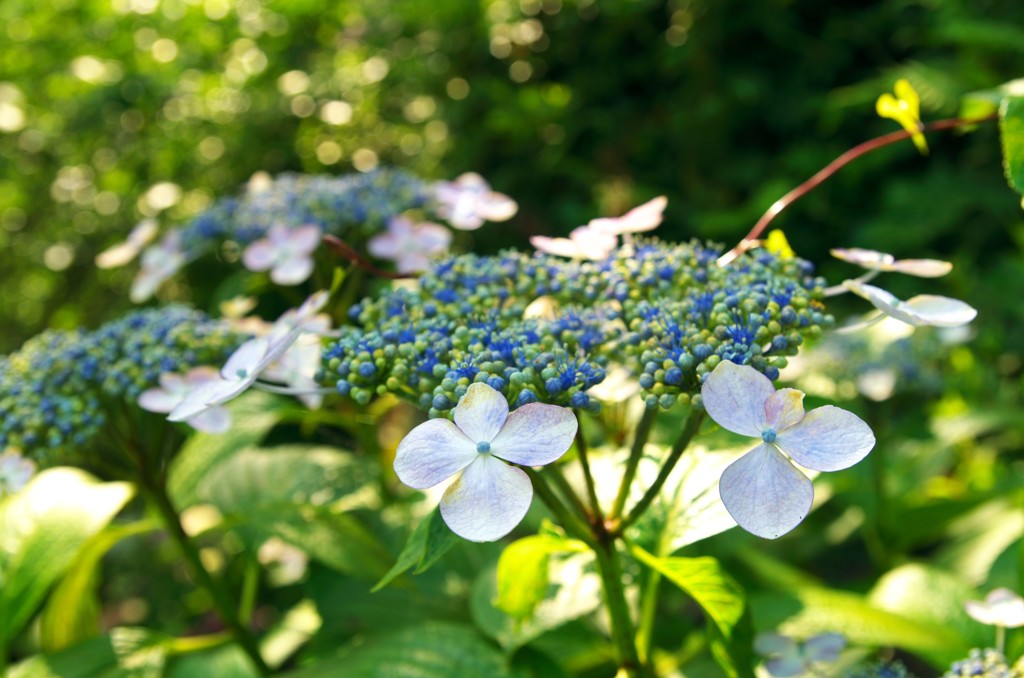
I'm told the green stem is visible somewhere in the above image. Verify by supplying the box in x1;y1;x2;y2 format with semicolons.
548;463;594;524
574;421;604;524
593;540;643;677
611;407;658;519
635;516;674;667
239;552;260;626
525;468;595;547
140;474;270;675
616;410;705;535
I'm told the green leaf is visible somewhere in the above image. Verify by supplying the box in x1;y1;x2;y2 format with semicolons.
281;622;513;678
195;445;391;578
0;468;134;647
165;645;260;678
9;627;168;678
494;533;587;619
167;390;284;508
471;558;602;651
999;95;1024;195
39;522;158;652
372;507;460;591
631;545;752;677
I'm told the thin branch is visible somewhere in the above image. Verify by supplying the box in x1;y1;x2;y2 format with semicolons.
321;234;413;280
717;114;999;266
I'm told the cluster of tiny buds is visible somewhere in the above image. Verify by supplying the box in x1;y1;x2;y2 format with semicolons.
321;238;831;417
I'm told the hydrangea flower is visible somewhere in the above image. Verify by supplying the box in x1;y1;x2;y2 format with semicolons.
755;632;846;677
138;367;232;433
701;360;875;539
261;332;326;409
831;247;953;278
131;231;186;302
588;196;667;236
965;589;1024;629
242;223;321;285
0;450;36;497
434;172;518;231
876;79;928;154
367;216;452;273
844;280;977;328
944;648;1018;678
393;383;577;542
95;219;159;269
530;225;617;260
168;292;329;422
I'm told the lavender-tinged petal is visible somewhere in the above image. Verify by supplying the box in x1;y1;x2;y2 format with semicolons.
701;361;775;437
439;455;532;542
393;418;478;489
490;403;577;467
719;443;813;540
775;406;874;472
453;383;509;443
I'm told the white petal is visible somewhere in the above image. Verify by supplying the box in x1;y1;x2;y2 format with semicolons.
719;443;813;540
965;588;1024;628
479;193;518;222
890;258;952;277
775;406;875;472
222;338;269;380
901;294;977;327
802;633;846;662
531;235;583;258
367;233;402;259
414;223;453;252
764;657;807;677
489;403;577;466
754;633;797;656
187;407;232;433
137;388;181;413
288;224;322;253
453;383;509;443
270;256;315;286
439;455;532;542
700;361;775;437
763;388;805;431
168;379;245;421
590;196;666;235
128;219;159;248
394;418;478;489
95;242;139;269
830;247;895;270
395;253;432;274
242;239;277;271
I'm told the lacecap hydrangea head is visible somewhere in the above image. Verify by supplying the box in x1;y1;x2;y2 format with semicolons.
321;238;830;417
0;306;246;464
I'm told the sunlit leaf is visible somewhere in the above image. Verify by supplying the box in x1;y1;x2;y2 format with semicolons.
494;531;588;619
999;96;1024;195
372;506;461;591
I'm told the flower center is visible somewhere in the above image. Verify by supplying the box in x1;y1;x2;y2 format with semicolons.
761;428;777;444
236;368;248;379
476;441;491;454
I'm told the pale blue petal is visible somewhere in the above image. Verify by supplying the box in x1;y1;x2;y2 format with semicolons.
222;338;268;380
901;294;977;327
764;656;807;677
453;383;509;443
775;406;874;472
393;418;477;490
440;455;532;542
168;379;244;422
754;633;797;657
489;403;577;466
719;443;813;540
802;633;846;662
701;361;774;437
187;407;232;434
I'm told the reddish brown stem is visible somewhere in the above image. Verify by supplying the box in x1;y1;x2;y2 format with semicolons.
322;234;414;280
717;113;999;266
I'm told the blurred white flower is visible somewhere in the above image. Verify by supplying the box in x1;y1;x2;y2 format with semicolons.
844;280;977;328
367;216;452;273
139;367;232;433
755;632;846;677
130;231;185;303
966;588;1024;628
434;172;518;231
242;223;321;285
831;247;952;278
219;295;258;319
96;219;159;269
701;361;874;539
394;383;577;542
588;196;667;236
530;225;617;261
0;450;36;497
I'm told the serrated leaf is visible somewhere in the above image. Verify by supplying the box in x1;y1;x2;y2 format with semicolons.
999;96;1024;195
281;622;512;678
0;468;134;647
632;546;753;677
494;533;587;619
168;390;285;508
39;522;158;652
195;445;390;578
373;507;460;591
